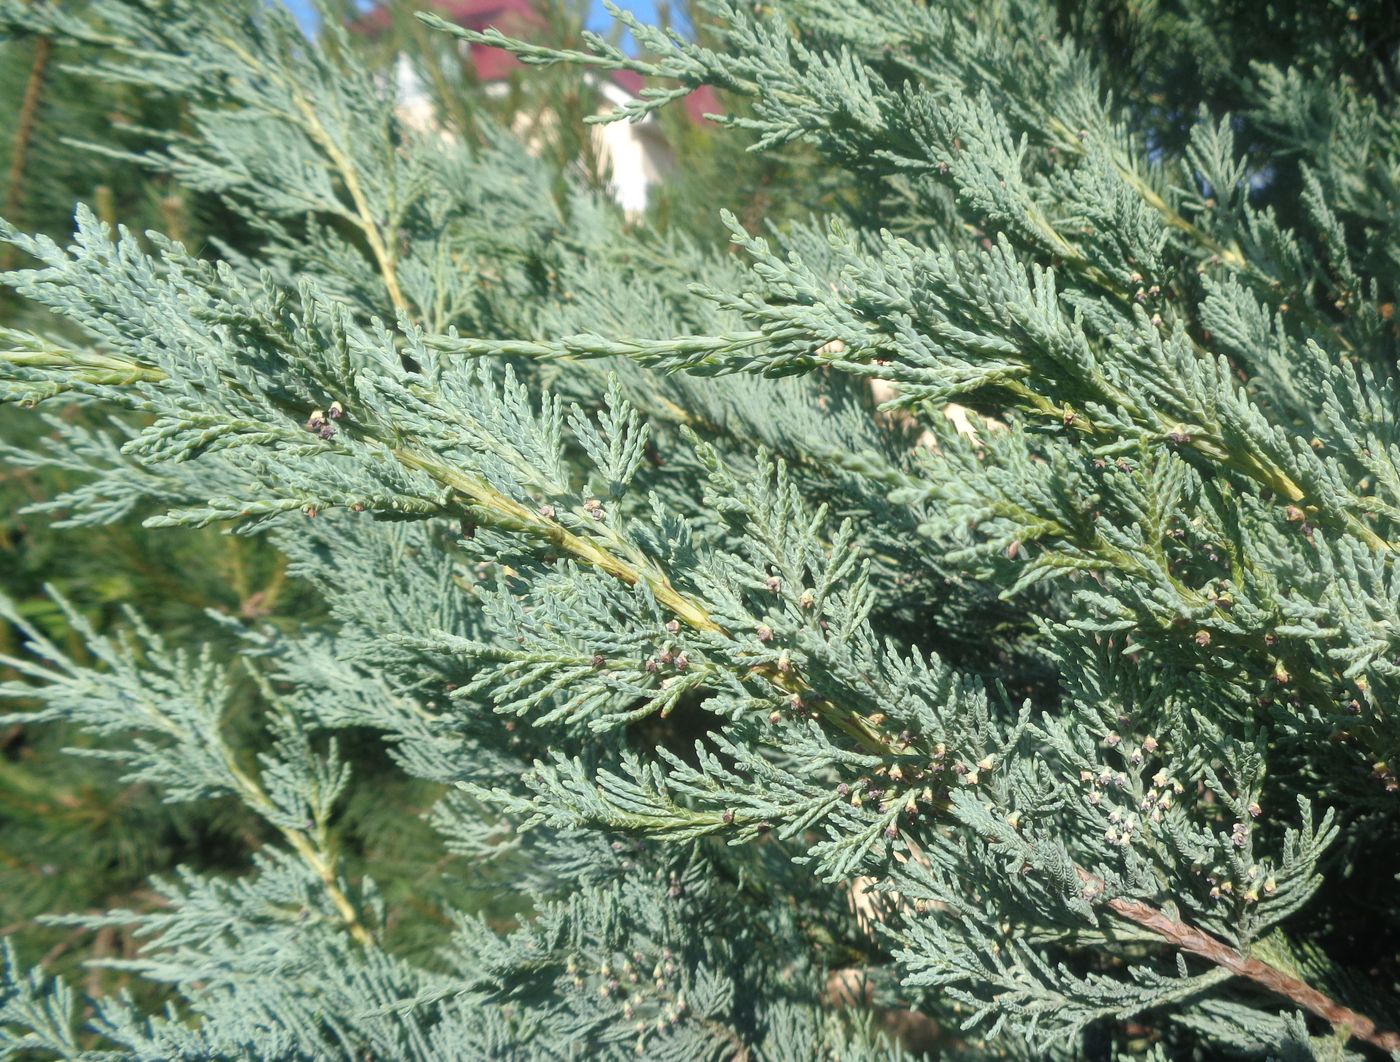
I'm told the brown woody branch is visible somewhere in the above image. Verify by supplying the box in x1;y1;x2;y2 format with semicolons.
1;33;52;271
1077;868;1400;1053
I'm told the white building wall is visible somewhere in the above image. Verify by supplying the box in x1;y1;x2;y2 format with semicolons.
393;59;672;216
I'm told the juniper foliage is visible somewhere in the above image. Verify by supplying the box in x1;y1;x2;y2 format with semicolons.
0;0;332;997
1;0;1399;1058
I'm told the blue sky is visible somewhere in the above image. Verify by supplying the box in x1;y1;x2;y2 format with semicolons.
282;1;668;36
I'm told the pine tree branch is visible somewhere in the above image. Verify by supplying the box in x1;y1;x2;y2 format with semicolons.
215;732;374;948
0;345;165;388
395;448;889;751
436;331;1396;554
0;333;893;752
1040;116;1247;273
1076;867;1400;1052
291;93;409;320
210;31;410;320
395;446;717;632
184;706;377;949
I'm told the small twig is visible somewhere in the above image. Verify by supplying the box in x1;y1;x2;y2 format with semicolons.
212;32;410;319
1077;868;1400;1053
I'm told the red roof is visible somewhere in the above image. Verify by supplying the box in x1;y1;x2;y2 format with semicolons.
351;0;539;36
352;1;720;123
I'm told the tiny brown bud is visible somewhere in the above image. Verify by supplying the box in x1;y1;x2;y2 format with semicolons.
798;589;816;609
674;652;689;671
1194;630;1211;647
591;654;606;669
539;504;556;520
756;624;774;642
765;576;781;592
665;620;680;634
722;808;735;824
326;400;344;420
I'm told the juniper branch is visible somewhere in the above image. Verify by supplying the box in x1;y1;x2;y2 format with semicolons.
1074;867;1400;1053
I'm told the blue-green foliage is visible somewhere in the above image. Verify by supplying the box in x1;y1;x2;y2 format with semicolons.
1;0;1398;1057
